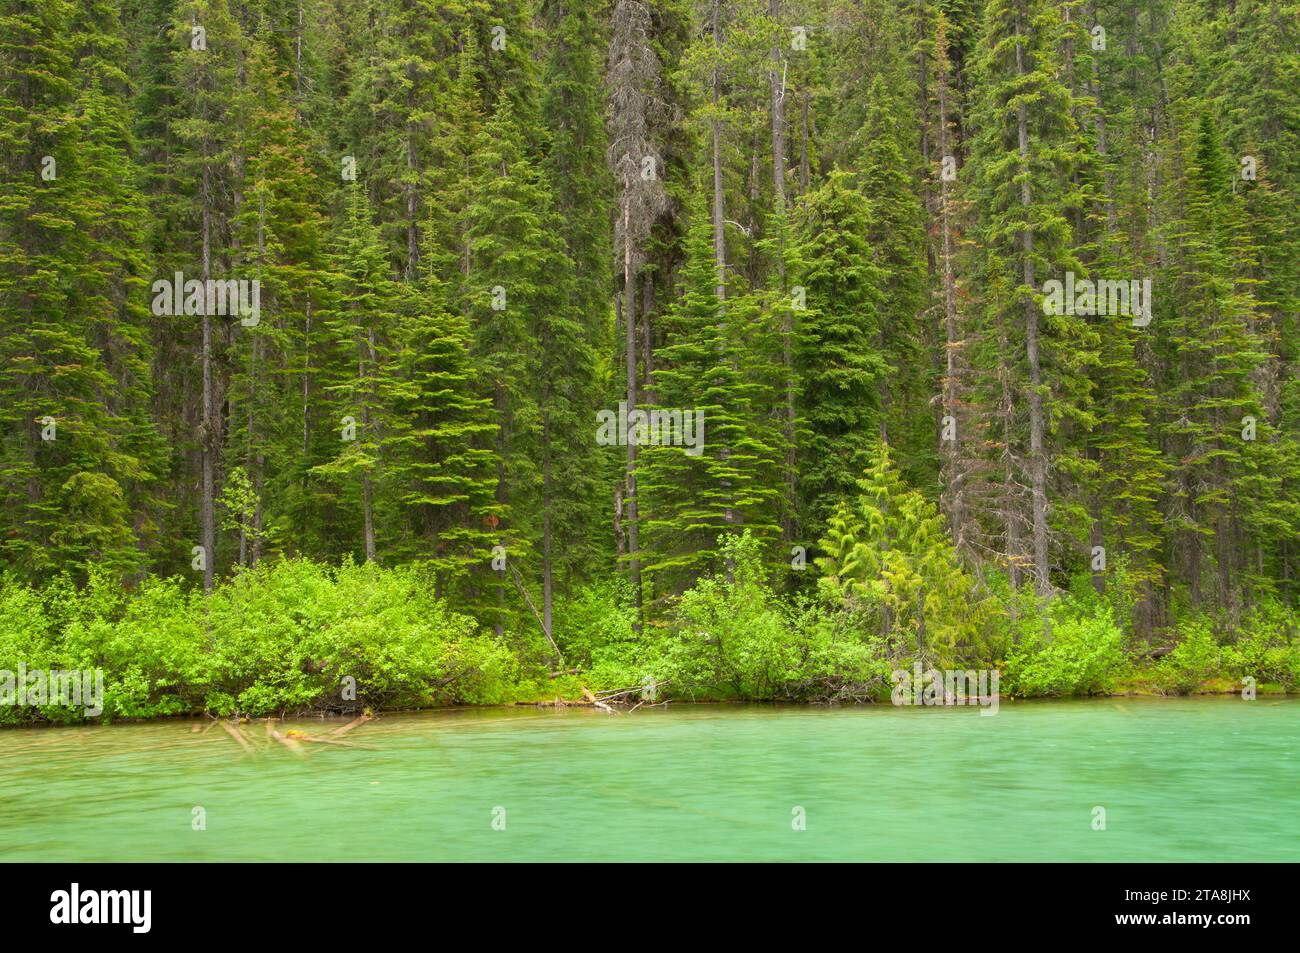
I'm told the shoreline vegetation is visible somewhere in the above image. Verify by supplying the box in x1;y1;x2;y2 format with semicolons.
4;448;1297;728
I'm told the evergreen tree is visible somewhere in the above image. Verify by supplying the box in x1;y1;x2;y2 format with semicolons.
793;170;887;547
856;74;932;485
312;182;394;564
816;441;987;664
1158;114;1268;614
539;0;615;627
641;195;783;594
963;0;1093;594
0;0;162;580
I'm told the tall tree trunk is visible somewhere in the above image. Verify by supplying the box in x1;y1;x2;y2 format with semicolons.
770;0;796;542
302;295;312;471
710;0;734;554
711;0;726;304
623;193;642;631
641;271;655;401
542;415;554;641
799;85;810;195
361;327;377;563
405;111;419;279
200;169;215;593
1015;19;1051;594
935;17;967;556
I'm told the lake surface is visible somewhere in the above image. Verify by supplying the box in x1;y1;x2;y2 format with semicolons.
2;697;1297;861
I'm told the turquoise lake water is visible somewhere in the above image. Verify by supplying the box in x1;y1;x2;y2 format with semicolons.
2;697;1296;861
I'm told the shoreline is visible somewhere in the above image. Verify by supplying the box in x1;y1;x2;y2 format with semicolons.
2;684;1294;731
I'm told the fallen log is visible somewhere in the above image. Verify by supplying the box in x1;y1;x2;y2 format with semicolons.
269;727;305;755
331;712;373;736
582;686;618;715
594;680;670;703
220;719;254;754
295;734;363;748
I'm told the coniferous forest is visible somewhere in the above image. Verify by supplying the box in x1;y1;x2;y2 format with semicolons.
2;0;1299;720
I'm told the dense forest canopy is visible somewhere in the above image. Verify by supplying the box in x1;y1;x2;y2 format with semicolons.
1;0;1298;713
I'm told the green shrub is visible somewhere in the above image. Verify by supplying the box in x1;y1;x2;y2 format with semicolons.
553;577;638;670
0;559;525;723
655;533;891;701
1154;618;1221;693
1222;598;1300;689
1002;598;1128;696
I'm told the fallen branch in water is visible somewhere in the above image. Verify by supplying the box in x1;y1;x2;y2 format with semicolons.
295;734;366;748
582;686;618;714
331;712;373;736
268;727;305;755
594;681;671;704
219;719;254;753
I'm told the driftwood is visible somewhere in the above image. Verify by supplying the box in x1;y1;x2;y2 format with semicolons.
219;719;254;754
594;681;671;703
331;712;373;736
268;727;305;754
295;734;365;748
581;686;618;715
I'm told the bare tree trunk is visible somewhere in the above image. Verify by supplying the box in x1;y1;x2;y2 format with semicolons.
542;414;554;640
935;17;967;557
302;296;311;463
771;0;796;542
246;180;267;568
495;420;507;637
641;271;655;400
770;0;785;211
200;170;215;593
799;85;810;195
1015;20;1050;595
361;327;377;563
999;320;1023;591
710;0;734;556
405;112;419;279
711;0;726;304
623;196;642;631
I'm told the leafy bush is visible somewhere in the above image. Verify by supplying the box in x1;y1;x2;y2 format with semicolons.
656;532;891;701
1154;618;1222;694
3;546;1296;727
1222;598;1300;689
1002;597;1128;696
553;577;639;670
0;559;524;723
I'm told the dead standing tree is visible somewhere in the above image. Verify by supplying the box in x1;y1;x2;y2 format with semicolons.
607;0;671;632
